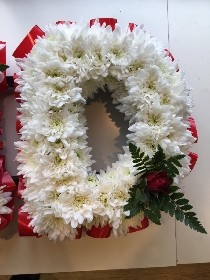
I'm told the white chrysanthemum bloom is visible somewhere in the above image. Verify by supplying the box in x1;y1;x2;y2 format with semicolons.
0;186;12;224
15;21;195;240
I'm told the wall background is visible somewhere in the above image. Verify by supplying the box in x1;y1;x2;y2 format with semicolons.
0;0;209;275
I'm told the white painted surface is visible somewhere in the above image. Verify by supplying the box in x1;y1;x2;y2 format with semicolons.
0;0;209;274
0;215;176;275
168;0;210;264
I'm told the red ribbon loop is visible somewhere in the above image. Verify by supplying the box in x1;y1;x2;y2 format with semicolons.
18;209;39;237
90;18;117;31
0;216;8;230
86;224;112;238
188;117;198;143
1;171;16;192
75;227;83;239
17;175;25;199
13;25;45;59
189;152;198;171
18;205;82;238
128;217;149;233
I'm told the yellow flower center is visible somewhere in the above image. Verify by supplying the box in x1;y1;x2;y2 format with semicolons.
111;47;123;58
147;80;156;90
99;192;109;206
72;195;89;208
56;177;76;187
129;61;144;72
148;113;161;126
113;191;128;201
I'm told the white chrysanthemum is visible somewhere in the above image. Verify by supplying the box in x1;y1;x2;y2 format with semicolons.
15;21;195;240
0;186;12;223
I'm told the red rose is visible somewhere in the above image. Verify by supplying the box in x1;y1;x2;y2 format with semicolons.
146;171;172;193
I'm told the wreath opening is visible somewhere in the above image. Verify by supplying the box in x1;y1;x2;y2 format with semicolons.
14;20;206;241
85;86;129;171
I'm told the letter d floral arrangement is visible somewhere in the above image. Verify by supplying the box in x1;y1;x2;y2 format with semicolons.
14;18;206;241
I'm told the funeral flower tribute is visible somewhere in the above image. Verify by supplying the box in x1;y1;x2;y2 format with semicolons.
14;19;206;240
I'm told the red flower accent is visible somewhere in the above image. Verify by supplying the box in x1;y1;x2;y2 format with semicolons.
146;171;172;193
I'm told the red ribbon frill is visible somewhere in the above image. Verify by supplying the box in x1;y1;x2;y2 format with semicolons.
189;152;198;171
165;49;180;72
165;49;175;61
128;23;137;32
90;18;117;31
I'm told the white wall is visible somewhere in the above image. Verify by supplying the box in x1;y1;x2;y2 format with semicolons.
0;0;209;274
168;0;210;264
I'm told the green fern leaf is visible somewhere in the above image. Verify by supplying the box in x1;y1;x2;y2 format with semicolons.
0;64;9;72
